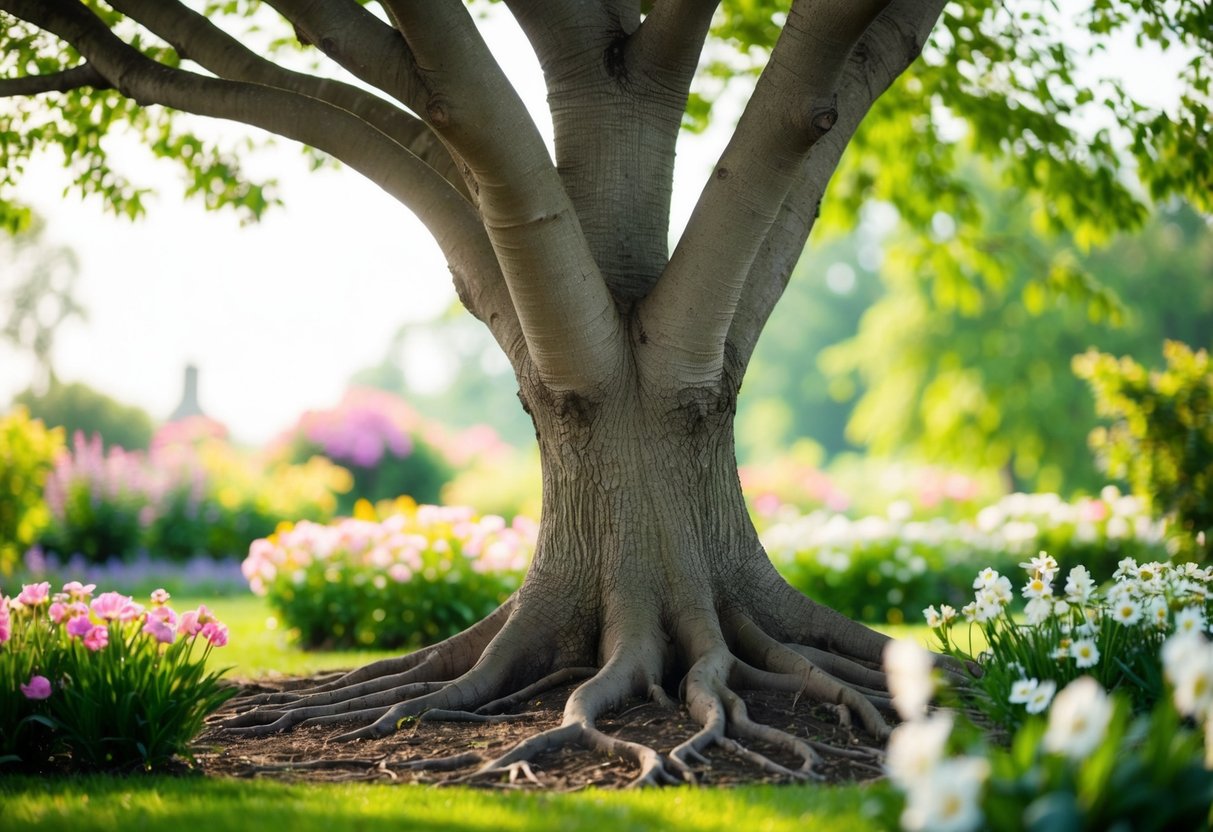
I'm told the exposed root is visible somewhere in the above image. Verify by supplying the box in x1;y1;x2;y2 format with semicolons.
222;583;912;786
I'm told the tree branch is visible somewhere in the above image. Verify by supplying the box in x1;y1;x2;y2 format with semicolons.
384;0;623;394
0;63;108;96
106;0;468;200
1;0;525;367
727;0;948;377
640;0;892;387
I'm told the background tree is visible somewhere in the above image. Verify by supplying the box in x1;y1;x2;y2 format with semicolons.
14;380;155;451
1;0;1208;784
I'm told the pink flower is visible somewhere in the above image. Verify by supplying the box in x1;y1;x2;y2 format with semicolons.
150;588;171;606
62;581;96;600
200;621;229;647
16;582;50;606
20;675;52;700
48;601;69;623
0;597;10;644
178;604;212;637
91;592;142;621
143;606;178;644
83;625;109;652
66;614;93;638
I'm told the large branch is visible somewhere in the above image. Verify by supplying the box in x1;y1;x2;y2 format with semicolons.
0;63;108;95
727;0;948;377
106;0;468;200
640;0;892;387
385;0;623;394
1;0;525;366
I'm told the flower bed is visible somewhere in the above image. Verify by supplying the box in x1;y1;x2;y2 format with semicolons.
242;498;535;649
1;581;234;771
761;487;1168;623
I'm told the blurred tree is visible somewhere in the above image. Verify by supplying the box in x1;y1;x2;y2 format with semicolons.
15;380;155;451
0;212;85;392
822;196;1213;494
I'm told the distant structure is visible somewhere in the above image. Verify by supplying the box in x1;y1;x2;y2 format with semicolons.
168;363;206;422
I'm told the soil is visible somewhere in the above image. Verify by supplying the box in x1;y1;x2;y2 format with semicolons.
194;674;888;790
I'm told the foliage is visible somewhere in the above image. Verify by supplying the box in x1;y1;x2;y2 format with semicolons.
242;498;535;650
0;407;62;575
762;489;1167;624
277;387;455;513
0;213;84;389
1076;340;1213;560
0;581;235;771
820;197;1213;495
441;444;543;520
37;425;349;564
14;381;154;452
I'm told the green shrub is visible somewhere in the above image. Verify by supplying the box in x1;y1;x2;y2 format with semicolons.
243;498;534;649
1075;341;1213;560
1;581;234;771
15;381;154;452
0;408;63;574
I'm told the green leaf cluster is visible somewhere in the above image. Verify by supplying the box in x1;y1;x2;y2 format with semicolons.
0;407;63;575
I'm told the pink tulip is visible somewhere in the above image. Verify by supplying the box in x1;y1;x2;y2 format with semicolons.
0;597;10;645
91;592;142;621
48;601;69;623
62;581;96;600
20;675;52;700
66;614;93;639
200;621;229;647
16;582;50;606
150;588;171;606
143;606;178;644
83;625;109;652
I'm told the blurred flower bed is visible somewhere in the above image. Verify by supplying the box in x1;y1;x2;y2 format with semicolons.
242;497;535;649
760;486;1168;624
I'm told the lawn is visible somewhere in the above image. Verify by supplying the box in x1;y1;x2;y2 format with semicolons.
8;591;910;831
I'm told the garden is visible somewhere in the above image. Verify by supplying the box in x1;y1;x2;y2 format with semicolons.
2;336;1211;830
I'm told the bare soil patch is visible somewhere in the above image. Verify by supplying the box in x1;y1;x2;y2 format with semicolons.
195;674;887;790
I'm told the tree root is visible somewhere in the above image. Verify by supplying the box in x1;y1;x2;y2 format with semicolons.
221;589;906;787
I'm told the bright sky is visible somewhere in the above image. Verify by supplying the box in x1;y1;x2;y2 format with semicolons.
0;8;1189;446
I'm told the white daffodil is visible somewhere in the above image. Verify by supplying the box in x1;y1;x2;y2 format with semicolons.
1020;551;1059;581
1025;597;1053;626
1111;597;1142;626
885;712;954;788
1050;638;1072;660
961;602;978;623
1025;679;1057;714
1053;599;1072;618
1064;565;1096;604
1114;557;1139;581
1163;632;1213;720
1043;676;1112;760
1146;596;1169;629
1009;677;1038;704
1175;606;1207;636
939;604;957;624
973;568;1000;590
900;756;989;832
884;638;936;721
924;605;943;628
1021;575;1052;600
1072;637;1100;668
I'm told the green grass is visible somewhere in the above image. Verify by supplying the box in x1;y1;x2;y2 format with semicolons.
5;592;919;830
0;775;894;832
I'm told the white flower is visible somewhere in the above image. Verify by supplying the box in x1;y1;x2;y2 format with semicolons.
924;605;943;628
1111;598;1142;626
1162;632;1213;719
1026;679;1057;714
1021;575;1053;600
886;712;954;787
1072;638;1100;668
1146;596;1169;629
884;639;936;721
1175;606;1207;636
973;568;1000;590
1053;599;1072;618
989;576;1014;605
1043;676;1113;760
1020;551;1059;581
1114;556;1139;580
1050;638;1072;660
900;756;989;832
961;602;978;623
939;604;957;624
1009;677;1039;704
1025;597;1053;626
1064;565;1096;604
974;599;1002;623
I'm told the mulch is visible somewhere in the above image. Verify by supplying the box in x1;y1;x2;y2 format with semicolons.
193;674;888;790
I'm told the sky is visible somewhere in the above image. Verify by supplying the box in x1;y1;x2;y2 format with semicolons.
0;8;1189;447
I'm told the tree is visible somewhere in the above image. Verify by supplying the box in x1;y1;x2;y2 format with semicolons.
1;0;1208;784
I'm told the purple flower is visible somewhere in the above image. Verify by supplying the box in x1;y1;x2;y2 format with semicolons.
66;614;93;638
20;675;52;700
143;606;178;644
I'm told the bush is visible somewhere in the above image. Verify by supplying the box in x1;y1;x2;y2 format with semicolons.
1075;341;1213;560
15;381;154;452
36;426;349;564
279;388;454;512
243;498;535;649
0;408;63;574
762;489;1167;623
1;581;234;771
